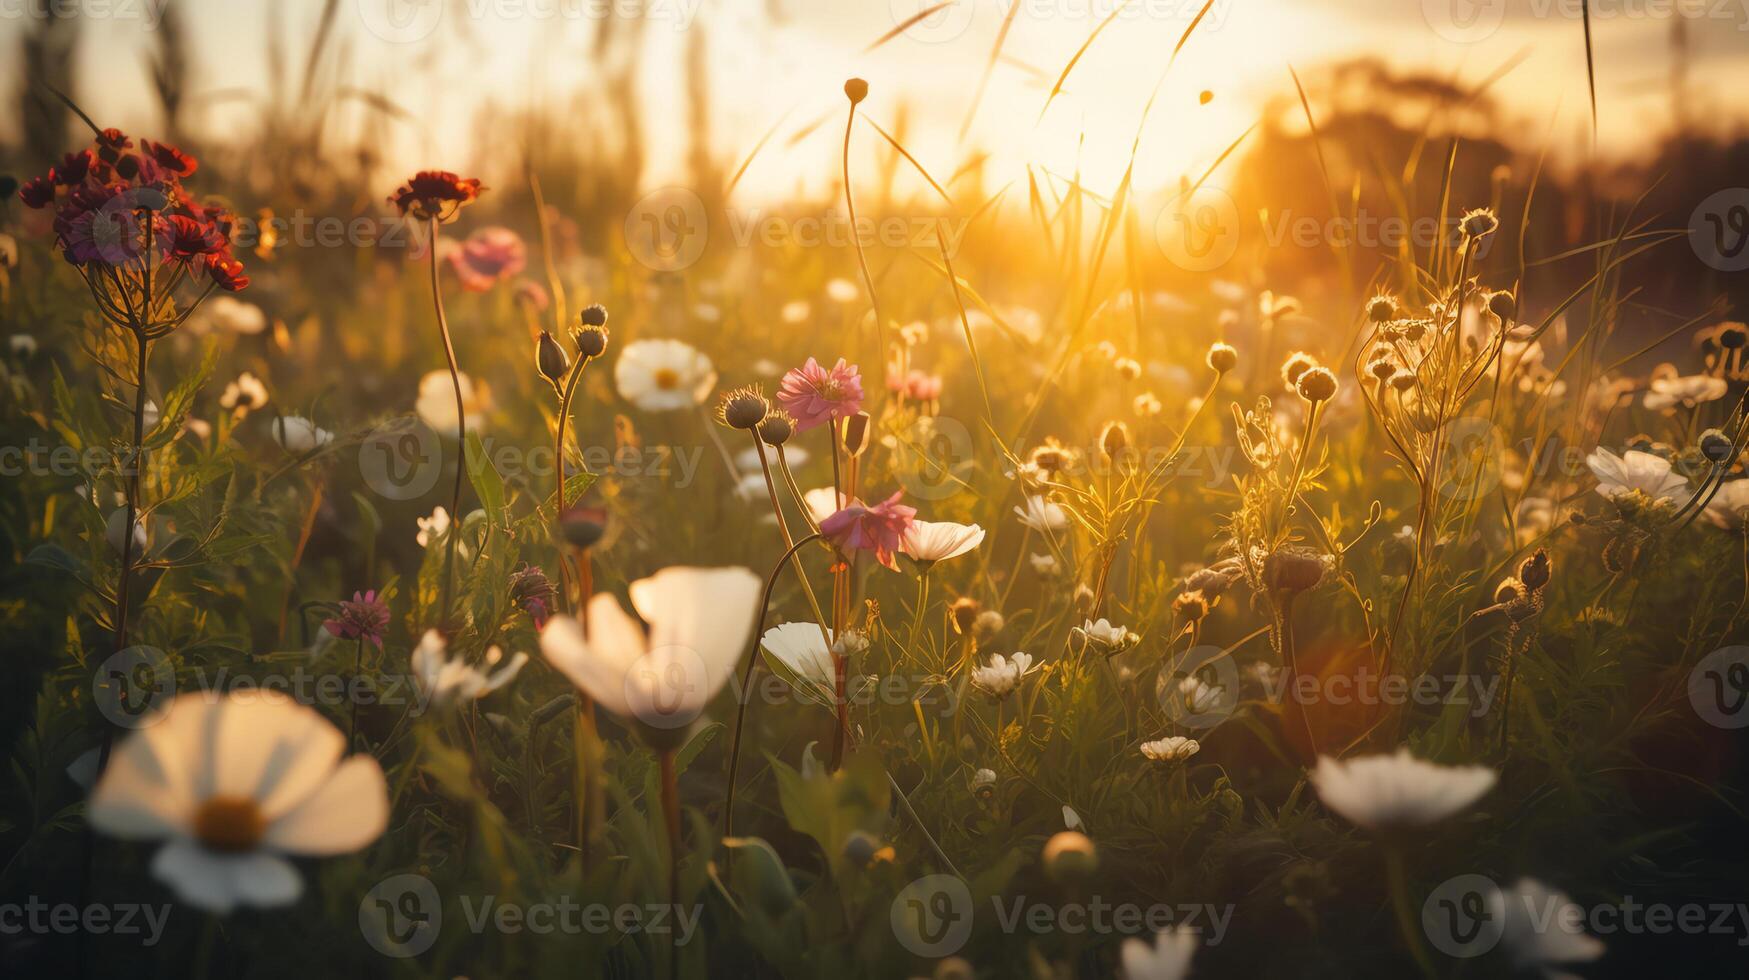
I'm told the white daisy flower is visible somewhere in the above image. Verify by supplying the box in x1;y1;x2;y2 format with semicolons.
219;371;268;417
970;651;1037;699
187;295;268;336
1139;736;1200;764
1310;748;1496;831
87;692;389;914
1643;374;1727;411
1585;448;1688;504
410;630;526;708
1705;479;1749;529
613;339;717;412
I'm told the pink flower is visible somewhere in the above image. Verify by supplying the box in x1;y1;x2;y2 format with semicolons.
324;590;389;648
446;226;526;292
819;490;916;570
777;357;864;432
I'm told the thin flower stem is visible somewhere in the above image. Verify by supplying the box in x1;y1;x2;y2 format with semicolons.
427;216;467;630
349;636;366;751
751;434;830;641
841;100;886;359
659;748;683;980
1384;844;1438;980
725;532;822;837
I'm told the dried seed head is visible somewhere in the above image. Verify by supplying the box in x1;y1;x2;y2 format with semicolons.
1486;290;1516;320
1265;547;1327;593
1367;354;1399;382
1296;366;1338;403
1206;342;1238;374
1028;438;1074;475
579;303;609;328
844;77;869;104
1719;322;1749;350
1367;294;1399;323
758;409;795;447
1172;591;1209;622
1518;548;1551;591
1281;351;1319;389
536;330;571;383
1389;372;1418;393
1113;357;1142;381
716;385;770;430
973;610;1006;641
1460;208;1499;239
1700;428;1736;464
574;324;609;359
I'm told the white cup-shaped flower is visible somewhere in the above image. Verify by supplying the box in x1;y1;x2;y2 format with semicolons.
541;566;760;750
1014;495;1068;532
1120;924;1198;980
759;622;838;710
271;415;333;455
1310;748;1496;832
87;691;389;914
900;520;985;567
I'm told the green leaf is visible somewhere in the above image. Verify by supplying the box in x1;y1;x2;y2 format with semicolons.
464;431;507;527
143;340;218;449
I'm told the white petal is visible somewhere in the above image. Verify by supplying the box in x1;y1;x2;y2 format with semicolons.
150;839;244;914
263;755;389;855
540;608;642;720
630;567;763;701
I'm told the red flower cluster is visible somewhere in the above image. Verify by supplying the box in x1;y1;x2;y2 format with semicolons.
389;170;484;222
17;129;247;292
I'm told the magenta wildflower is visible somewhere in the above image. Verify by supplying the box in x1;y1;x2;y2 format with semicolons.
508;563;556;630
819;490;917;571
324;590;389;648
776;357;864;433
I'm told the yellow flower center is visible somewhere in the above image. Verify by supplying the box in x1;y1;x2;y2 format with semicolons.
193;795;266;853
653;368;681;390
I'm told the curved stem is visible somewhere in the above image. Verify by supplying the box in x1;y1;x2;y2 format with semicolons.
427;216;467;629
723;532;822;837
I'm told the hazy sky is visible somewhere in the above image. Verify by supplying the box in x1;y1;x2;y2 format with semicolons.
3;0;1746;201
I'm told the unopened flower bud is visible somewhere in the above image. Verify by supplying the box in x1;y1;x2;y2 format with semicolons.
1099;420;1130;459
1487;290;1516;320
840;411;871;457
844;78;869;104
559;503;608;550
1518;548;1551;591
574;324;609;359
1206;342;1238;374
537;331;570;383
950;597;981;635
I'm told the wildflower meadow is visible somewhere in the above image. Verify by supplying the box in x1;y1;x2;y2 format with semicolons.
1;1;1748;977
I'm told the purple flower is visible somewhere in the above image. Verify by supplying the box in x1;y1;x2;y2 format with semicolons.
508;563;557;630
776;357;864;433
324;590;389;648
819;491;916;571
